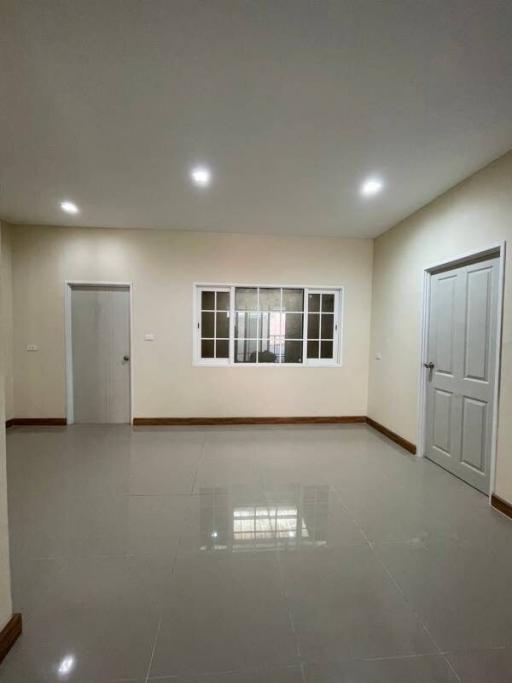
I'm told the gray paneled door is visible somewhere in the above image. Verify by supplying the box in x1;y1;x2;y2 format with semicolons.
425;256;499;493
71;285;131;424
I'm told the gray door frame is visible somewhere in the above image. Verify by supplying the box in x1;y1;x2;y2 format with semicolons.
417;242;506;502
65;281;134;425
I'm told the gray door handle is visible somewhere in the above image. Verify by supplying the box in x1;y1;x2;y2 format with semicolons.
423;362;434;369
123;355;130;362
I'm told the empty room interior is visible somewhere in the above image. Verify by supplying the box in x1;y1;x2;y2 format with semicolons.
2;2;512;682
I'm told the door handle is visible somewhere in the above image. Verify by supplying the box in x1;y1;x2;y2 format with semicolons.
423;362;434;369
123;355;130;362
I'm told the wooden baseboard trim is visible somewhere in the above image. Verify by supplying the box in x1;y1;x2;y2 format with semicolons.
0;614;22;665
4;416;415;457
365;417;417;454
6;418;67;427
491;494;512;520
133;416;367;426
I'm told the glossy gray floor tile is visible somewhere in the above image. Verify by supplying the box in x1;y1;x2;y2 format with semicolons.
374;539;512;651
9;491;192;561
149;552;298;677
279;544;436;660
0;605;157;682
446;648;512;682
303;655;458;682
152;666;304;682
3;424;512;682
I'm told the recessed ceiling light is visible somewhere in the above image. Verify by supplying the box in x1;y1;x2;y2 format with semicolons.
360;177;384;198
190;165;212;187
60;200;79;214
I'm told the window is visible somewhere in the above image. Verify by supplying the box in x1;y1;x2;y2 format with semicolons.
197;287;231;364
195;285;342;367
306;291;337;362
234;287;304;364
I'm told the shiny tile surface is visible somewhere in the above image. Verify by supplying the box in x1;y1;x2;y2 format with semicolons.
446;648;512;682
154;668;303;682
303;655;458;682
3;424;512;682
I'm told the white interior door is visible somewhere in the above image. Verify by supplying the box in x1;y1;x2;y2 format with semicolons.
425;256;499;493
71;285;130;424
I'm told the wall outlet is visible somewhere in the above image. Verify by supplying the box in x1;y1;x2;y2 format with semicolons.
26;344;39;352
144;333;155;341
375;352;382;360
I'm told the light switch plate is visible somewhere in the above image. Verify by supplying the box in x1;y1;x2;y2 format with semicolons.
144;333;155;341
26;344;39;352
375;352;382;360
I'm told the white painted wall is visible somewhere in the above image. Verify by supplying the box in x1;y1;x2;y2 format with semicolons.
368;151;512;502
9;226;373;419
0;223;13;630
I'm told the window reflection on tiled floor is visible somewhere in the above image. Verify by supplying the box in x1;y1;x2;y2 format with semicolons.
198;485;328;552
3;424;512;682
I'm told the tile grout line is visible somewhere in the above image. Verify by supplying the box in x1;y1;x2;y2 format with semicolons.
143;519;182;683
189;433;208;495
144;615;163;683
334;487;462;681
442;655;463;682
276;554;304;660
262;483;304;664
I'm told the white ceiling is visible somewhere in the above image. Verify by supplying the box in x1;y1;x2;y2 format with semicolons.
1;0;512;238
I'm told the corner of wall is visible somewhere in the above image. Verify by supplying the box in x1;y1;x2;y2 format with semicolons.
0;220;13;630
0;223;14;422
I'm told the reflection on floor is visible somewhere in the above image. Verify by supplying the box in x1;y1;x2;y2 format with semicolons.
3;424;512;682
200;485;328;552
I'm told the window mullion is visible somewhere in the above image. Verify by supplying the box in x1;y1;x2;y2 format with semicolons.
256;287;260;364
213;291;217;359
303;288;309;365
334;290;340;363
197;287;201;364
229;286;235;365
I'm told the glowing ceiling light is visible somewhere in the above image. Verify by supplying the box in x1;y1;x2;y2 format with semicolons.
190;165;212;187
60;200;79;214
360;177;384;198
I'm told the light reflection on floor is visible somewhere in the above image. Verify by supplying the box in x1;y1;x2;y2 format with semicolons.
199;484;329;552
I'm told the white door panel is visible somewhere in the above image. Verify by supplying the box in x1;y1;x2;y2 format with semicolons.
425;257;498;493
71;286;130;424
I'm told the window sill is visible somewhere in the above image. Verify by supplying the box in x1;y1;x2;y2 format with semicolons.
193;361;342;368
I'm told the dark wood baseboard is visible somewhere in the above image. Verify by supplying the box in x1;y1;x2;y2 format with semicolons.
365;417;417;454
4;415;415;457
491;494;512;520
0;614;22;665
133;416;367;426
6;418;67;427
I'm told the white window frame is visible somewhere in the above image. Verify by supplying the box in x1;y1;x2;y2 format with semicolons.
304;288;342;368
194;286;232;366
193;283;343;368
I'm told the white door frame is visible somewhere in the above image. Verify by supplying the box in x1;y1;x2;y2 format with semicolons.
417;242;506;502
65;281;134;425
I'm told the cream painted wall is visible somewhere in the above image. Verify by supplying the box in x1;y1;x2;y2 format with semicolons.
9;225;373;419
368;150;512;502
0;223;13;629
1;224;14;421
